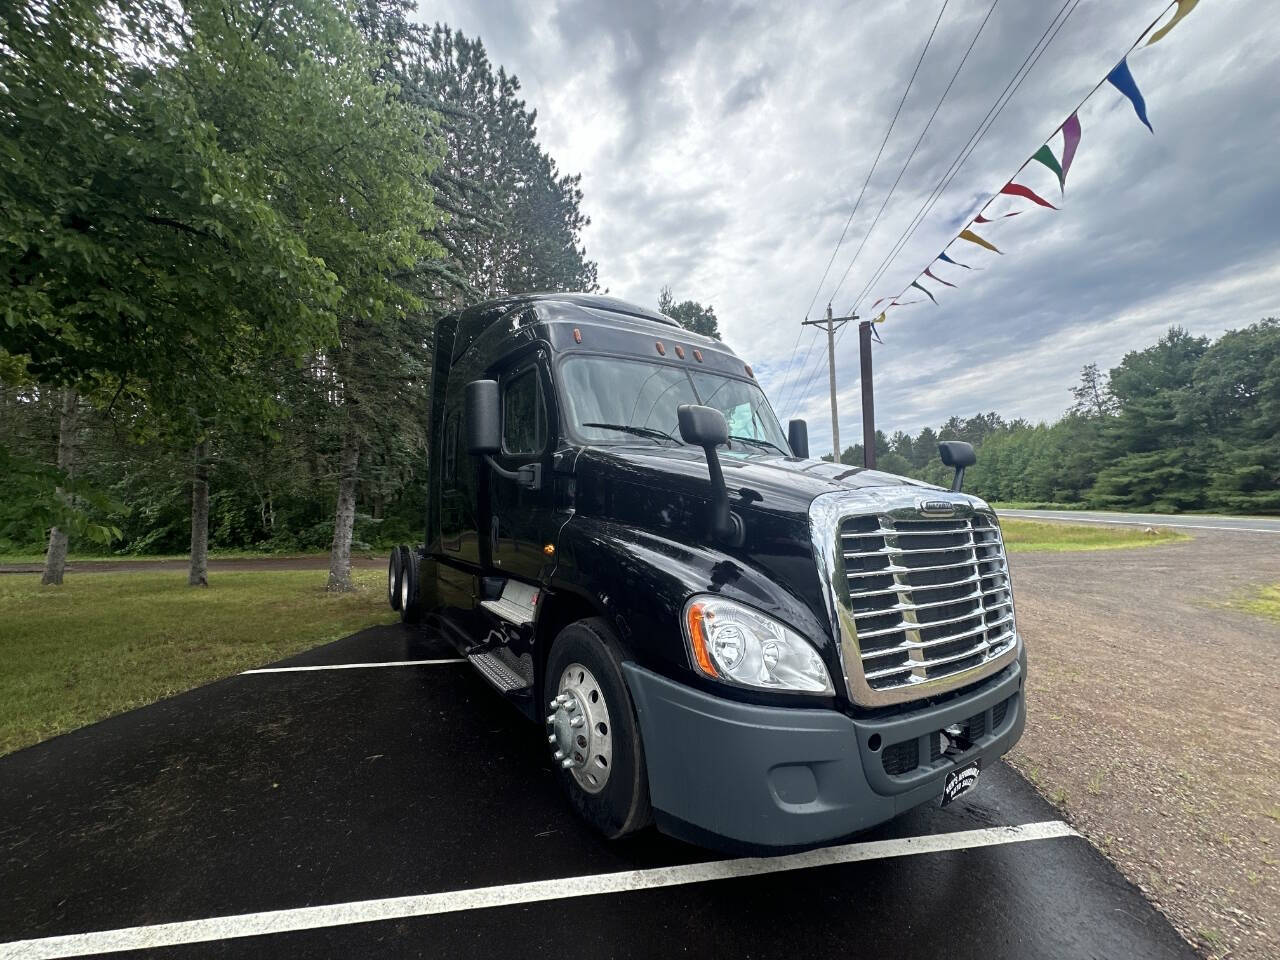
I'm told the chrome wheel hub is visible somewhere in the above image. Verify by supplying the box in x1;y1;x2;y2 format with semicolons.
545;662;612;794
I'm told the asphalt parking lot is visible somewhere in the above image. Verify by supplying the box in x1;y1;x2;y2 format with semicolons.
0;624;1195;959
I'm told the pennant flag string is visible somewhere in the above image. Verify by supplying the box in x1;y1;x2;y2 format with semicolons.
1107;58;1153;132
867;0;1193;316
909;281;938;305
1000;181;1058;209
1148;0;1199;46
957;229;1001;254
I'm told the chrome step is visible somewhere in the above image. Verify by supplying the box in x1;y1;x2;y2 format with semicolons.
479;580;539;625
468;649;532;692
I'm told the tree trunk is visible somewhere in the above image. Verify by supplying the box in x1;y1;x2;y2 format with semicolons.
189;440;209;587
41;389;79;586
327;424;360;592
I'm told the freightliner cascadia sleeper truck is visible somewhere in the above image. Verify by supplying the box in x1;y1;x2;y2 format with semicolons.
386;293;1025;850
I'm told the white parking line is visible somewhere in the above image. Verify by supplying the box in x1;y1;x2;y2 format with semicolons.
0;821;1077;959
240;658;465;675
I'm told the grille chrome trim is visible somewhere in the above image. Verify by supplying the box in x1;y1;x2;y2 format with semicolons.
810;488;1021;708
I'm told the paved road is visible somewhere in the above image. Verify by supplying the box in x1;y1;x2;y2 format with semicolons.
0;625;1192;960
999;507;1280;533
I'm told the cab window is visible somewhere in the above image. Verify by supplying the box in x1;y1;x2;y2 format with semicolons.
502;368;546;455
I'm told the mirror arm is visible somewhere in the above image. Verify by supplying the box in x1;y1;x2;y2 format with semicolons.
701;445;744;547
950;465;965;493
482;455;541;491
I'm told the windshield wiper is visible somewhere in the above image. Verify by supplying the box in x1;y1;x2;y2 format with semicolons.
728;435;788;456
581;422;678;443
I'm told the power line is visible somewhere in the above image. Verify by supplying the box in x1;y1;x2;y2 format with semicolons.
805;0;951;320
847;0;1083;315
776;0;951;418
815;0;1084;406
825;0;1001;307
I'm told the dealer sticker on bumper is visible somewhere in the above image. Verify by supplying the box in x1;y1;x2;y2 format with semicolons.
941;760;981;807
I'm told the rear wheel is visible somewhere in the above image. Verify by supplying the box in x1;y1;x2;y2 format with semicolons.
544;618;651;838
387;549;403;611
398;546;421;624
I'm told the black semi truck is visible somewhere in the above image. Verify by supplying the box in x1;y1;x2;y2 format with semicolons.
387;293;1025;850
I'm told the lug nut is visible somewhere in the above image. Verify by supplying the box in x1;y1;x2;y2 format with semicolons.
547;734;557;744
545;714;556;724
570;716;585;728
554;750;565;761
560;758;574;769
565;701;577;713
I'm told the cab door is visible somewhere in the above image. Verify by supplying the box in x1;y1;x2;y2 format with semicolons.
489;352;558;585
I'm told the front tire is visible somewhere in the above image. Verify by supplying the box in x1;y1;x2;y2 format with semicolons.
544;618;651;838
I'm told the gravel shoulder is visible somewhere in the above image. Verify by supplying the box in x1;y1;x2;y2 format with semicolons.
1006;529;1280;959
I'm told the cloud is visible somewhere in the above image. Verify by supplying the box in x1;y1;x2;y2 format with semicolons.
419;0;1280;454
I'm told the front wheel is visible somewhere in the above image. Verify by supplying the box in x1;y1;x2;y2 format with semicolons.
544;619;651;838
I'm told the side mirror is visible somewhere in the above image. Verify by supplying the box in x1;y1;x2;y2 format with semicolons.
937;440;977;492
465;379;501;455
465;378;540;490
677;404;743;546
787;419;809;459
677;404;729;447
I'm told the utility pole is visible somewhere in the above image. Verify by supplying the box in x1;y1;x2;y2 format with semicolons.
801;305;856;462
859;320;876;469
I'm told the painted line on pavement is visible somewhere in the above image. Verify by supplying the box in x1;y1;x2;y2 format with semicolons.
998;511;1279;534
241;658;465;675
0;821;1078;959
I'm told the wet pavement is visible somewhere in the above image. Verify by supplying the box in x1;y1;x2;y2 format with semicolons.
0;624;1195;959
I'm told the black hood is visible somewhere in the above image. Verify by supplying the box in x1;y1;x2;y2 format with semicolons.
572;444;934;523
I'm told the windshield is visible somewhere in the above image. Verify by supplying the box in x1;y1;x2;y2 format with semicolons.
559;355;790;453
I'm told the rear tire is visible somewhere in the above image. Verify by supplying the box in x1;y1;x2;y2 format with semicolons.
544;618;651;839
398;547;421;624
387;549;403;611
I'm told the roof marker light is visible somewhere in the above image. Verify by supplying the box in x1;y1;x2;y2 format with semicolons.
675;345;686;359
573;328;582;343
656;342;666;355
745;364;754;378
694;350;704;362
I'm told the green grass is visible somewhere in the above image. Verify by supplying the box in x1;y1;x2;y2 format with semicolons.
1228;582;1280;623
0;569;395;755
0;549;382;565
999;518;1190;552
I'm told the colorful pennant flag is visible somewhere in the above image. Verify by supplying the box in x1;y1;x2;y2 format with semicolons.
923;267;956;288
974;210;1021;224
1000;181;1058;209
870;297;886;310
873;312;886;323
1107;58;1153;132
958;229;1001;254
937;252;970;269
1060;112;1082;187
909;281;938;305
1148;0;1199;46
1032;144;1064;191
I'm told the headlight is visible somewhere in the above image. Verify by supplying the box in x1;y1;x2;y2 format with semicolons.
682;596;833;695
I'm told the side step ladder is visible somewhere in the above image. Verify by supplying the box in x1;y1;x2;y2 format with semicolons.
467;647;534;694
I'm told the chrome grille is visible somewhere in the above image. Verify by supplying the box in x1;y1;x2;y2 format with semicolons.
841;513;1016;695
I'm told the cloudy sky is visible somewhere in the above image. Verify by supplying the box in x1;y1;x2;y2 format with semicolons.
417;0;1279;455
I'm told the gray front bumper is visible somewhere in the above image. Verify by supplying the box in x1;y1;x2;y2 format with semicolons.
622;646;1026;850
